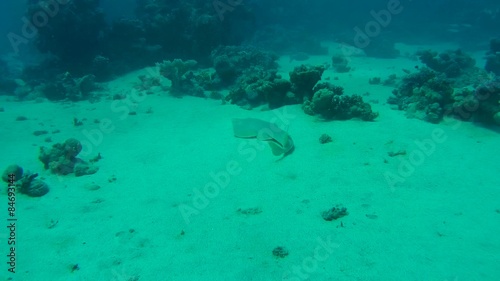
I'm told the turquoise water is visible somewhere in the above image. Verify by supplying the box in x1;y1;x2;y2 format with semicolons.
0;1;499;280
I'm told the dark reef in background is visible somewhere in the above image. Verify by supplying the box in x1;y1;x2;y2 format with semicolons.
0;58;17;95
22;0;255;84
249;26;328;55
2;0;498;122
27;0;106;77
485;38;500;76
390;0;500;49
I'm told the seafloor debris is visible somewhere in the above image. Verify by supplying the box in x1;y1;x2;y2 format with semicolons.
272;246;289;258
321;205;349;221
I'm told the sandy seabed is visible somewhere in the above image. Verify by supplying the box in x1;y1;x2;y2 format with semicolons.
0;43;499;281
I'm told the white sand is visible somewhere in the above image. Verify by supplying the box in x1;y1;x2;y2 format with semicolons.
0;47;499;281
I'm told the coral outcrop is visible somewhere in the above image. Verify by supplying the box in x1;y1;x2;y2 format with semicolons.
39;138;98;176
157;59;203;97
211;46;278;85
289;64;326;101
472;78;500;125
225;69;292;109
417;49;475;78
388;68;453;123
331;55;351;73
389;65;500;126
303;82;378;121
15;172;50;197
2;165;49;197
